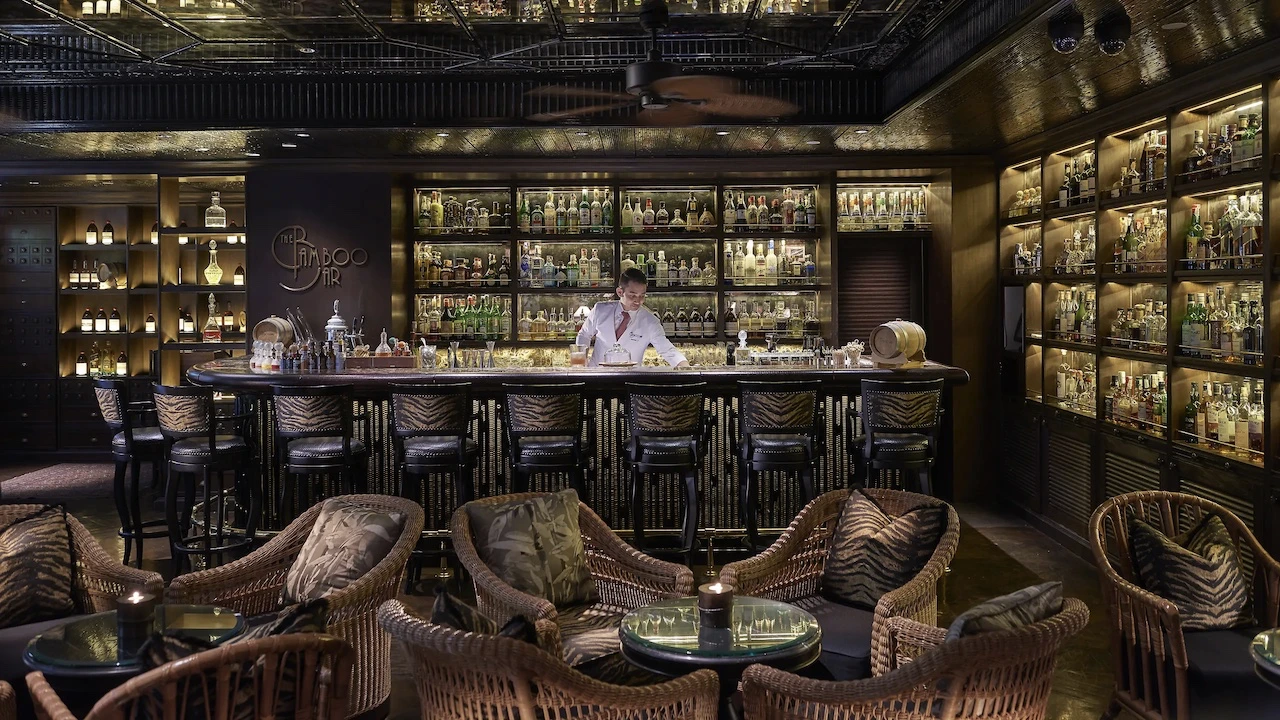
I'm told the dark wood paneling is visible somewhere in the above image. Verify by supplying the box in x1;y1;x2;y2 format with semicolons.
1002;400;1042;512
1044;419;1095;539
836;237;922;344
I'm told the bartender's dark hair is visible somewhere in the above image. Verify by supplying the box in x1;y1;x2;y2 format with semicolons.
619;267;649;288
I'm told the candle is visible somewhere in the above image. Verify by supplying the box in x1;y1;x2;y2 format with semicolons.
116;590;157;658
697;582;734;629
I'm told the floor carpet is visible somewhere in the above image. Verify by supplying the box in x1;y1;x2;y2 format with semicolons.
0;462;154;502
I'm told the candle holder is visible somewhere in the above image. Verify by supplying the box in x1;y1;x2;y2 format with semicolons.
697;582;734;630
698;624;733;652
116;590;157;658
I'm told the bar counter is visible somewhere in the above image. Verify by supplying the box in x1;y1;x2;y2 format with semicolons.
188;357;968;537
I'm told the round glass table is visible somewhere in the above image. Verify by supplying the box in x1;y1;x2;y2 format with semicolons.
1250;628;1280;690
620;595;821;707
24;604;245;679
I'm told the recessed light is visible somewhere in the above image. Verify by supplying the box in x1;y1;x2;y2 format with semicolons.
715;130;731;136
436;132;450;138
244;151;260;157
28;181;39;185
1161;21;1188;30
157;133;172;140
575;131;589;136
296;132;310;138
805;139;821;145
297;46;316;54
854;128;869;134
281;142;297;148
194;147;210;152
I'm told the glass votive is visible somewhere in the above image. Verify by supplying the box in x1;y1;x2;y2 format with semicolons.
116;590;157;658
697;582;734;629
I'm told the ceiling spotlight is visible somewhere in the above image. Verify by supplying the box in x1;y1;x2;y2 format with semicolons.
1048;3;1085;54
1095;8;1132;56
157;133;172;140
28;181;39;185
715;130;731;136
194;147;210;152
436;132;450;138
1161;21;1188;31
244;151;260;157
281;142;297;148
805;139;821;145
297;46;316;54
854;128;870;134
296;132;310;138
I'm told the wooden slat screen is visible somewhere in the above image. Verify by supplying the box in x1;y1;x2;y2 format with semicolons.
836;237;924;344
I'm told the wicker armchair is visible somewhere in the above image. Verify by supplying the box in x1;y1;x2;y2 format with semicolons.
0;504;163;614
1091;491;1280;720
0;681;14;720
164;494;424;719
27;634;354;720
719;488;960;677
741;598;1088;720
451;492;694;655
379;599;719;720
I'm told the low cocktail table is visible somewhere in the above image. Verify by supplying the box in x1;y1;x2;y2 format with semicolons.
619;596;821;715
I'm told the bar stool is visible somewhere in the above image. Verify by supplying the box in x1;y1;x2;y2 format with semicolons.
93;379;168;568
860;378;944;495
390;382;478;591
272;384;369;519
152;384;260;574
500;382;589;498
623;382;711;564
735;379;823;551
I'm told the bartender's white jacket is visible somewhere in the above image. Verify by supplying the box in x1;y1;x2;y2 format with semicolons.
575;300;688;367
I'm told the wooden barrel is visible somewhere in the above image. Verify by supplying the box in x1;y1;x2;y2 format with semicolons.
869;319;926;362
252;316;295;346
95;262;126;289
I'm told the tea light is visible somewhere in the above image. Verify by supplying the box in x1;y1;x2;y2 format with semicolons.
697;582;734;629
116;590;157;657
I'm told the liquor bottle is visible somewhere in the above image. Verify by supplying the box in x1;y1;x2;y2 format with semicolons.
115;349;127;376
464;200;478;232
770;199;784;231
675;306;689;337
202;294;222;342
588;249;601;287
765;240;779;285
1249;382;1264;453
231;264;245;286
497;251;511;285
1058;163;1071;208
101;220;114;245
70;261;81;289
724;302;739;334
108;307;121;332
204;239;224;285
94;308;107;332
703;304;716;337
806;193;817;229
655;251;669;287
641;199;656;230
579;189;591;230
661;305;676;335
81;308;93;332
722;244;734;286
590;190;603;231
699;204;715;231
645;252;658;281
86;221;99;245
205;192;227;228
677;258;690;286
745;196;759;229
1184;204;1203;270
601;192;613;231
631;196;645;233
559;195;571;234
620;253;635;275
75;351;89;377
566;254;580;287
735;192;747;230
1235;381;1251;454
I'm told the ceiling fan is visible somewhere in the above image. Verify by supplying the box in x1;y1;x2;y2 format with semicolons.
525;0;800;126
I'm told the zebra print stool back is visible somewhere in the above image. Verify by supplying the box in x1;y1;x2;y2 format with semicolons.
739;380;822;436
502;383;584;435
860;378;943;435
626;383;706;437
152;384;214;439
272;385;351;438
391;383;471;438
93;379;127;432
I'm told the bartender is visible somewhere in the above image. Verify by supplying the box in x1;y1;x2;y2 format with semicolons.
577;267;689;367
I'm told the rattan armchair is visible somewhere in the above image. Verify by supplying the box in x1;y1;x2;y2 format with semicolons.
164;494;424;719
1091;490;1280;720
451;492;694;653
379;599;719;720
0;681;15;720
27;634;354;720
741;598;1089;720
719;488;960;676
0;505;163;613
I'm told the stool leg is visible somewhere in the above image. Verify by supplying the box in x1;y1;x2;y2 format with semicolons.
453;465;474;506
111;459;131;566
514;467;530;494
129;458;145;568
681;469;699;566
799;466;815;504
570;465;587;504
918;468;933;497
165;469;188;577
202;468;214;569
630;466;646;552
744;468;759;552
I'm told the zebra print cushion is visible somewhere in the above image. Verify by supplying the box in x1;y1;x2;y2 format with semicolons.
741;390;816;433
862;388;940;432
506;393;580;434
154;393;210;434
0;505;76;629
94;387;124;426
630;394;701;434
1129;514;1253;630
393;393;468;434
820;490;947;611
945;582;1063;640
274;395;344;434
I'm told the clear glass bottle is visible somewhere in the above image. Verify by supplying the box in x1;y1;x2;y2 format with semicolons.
205;191;227;228
204;239;224;285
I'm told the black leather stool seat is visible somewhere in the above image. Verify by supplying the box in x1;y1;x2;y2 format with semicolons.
170;435;250;458
628;435;698;465
286;436;368;460
750;433;813;463
112;426;165;448
404;436;479;461
517;435;577;463
869;433;930;460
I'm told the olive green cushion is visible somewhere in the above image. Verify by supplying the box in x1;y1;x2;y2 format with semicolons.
465;489;598;608
281;498;407;604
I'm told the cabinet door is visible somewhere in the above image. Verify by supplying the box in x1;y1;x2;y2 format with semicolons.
1044;416;1096;541
1101;431;1165;501
1002;399;1042;513
1170;452;1265;576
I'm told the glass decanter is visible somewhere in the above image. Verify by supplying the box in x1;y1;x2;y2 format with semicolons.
202;294;222;342
205;191;227;228
204;239;224;285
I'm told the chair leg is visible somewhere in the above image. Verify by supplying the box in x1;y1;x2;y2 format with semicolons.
681;469;699;566
1099;697;1122;720
129;459;145;568
111;459;131;566
799;466;815;504
630;466;646;553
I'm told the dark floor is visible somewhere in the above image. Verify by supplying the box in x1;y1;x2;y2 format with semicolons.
0;461;1112;719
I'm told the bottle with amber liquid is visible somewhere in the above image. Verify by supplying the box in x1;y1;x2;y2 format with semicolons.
202;294;222;342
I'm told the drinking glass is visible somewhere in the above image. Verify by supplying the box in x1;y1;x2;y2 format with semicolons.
569;343;588;367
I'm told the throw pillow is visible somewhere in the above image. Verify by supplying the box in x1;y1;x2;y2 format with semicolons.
430;587;538;644
820;490;947;611
0;504;76;629
1129;513;1253;630
465;488;597;608
281;498;407;604
945;582;1063;640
